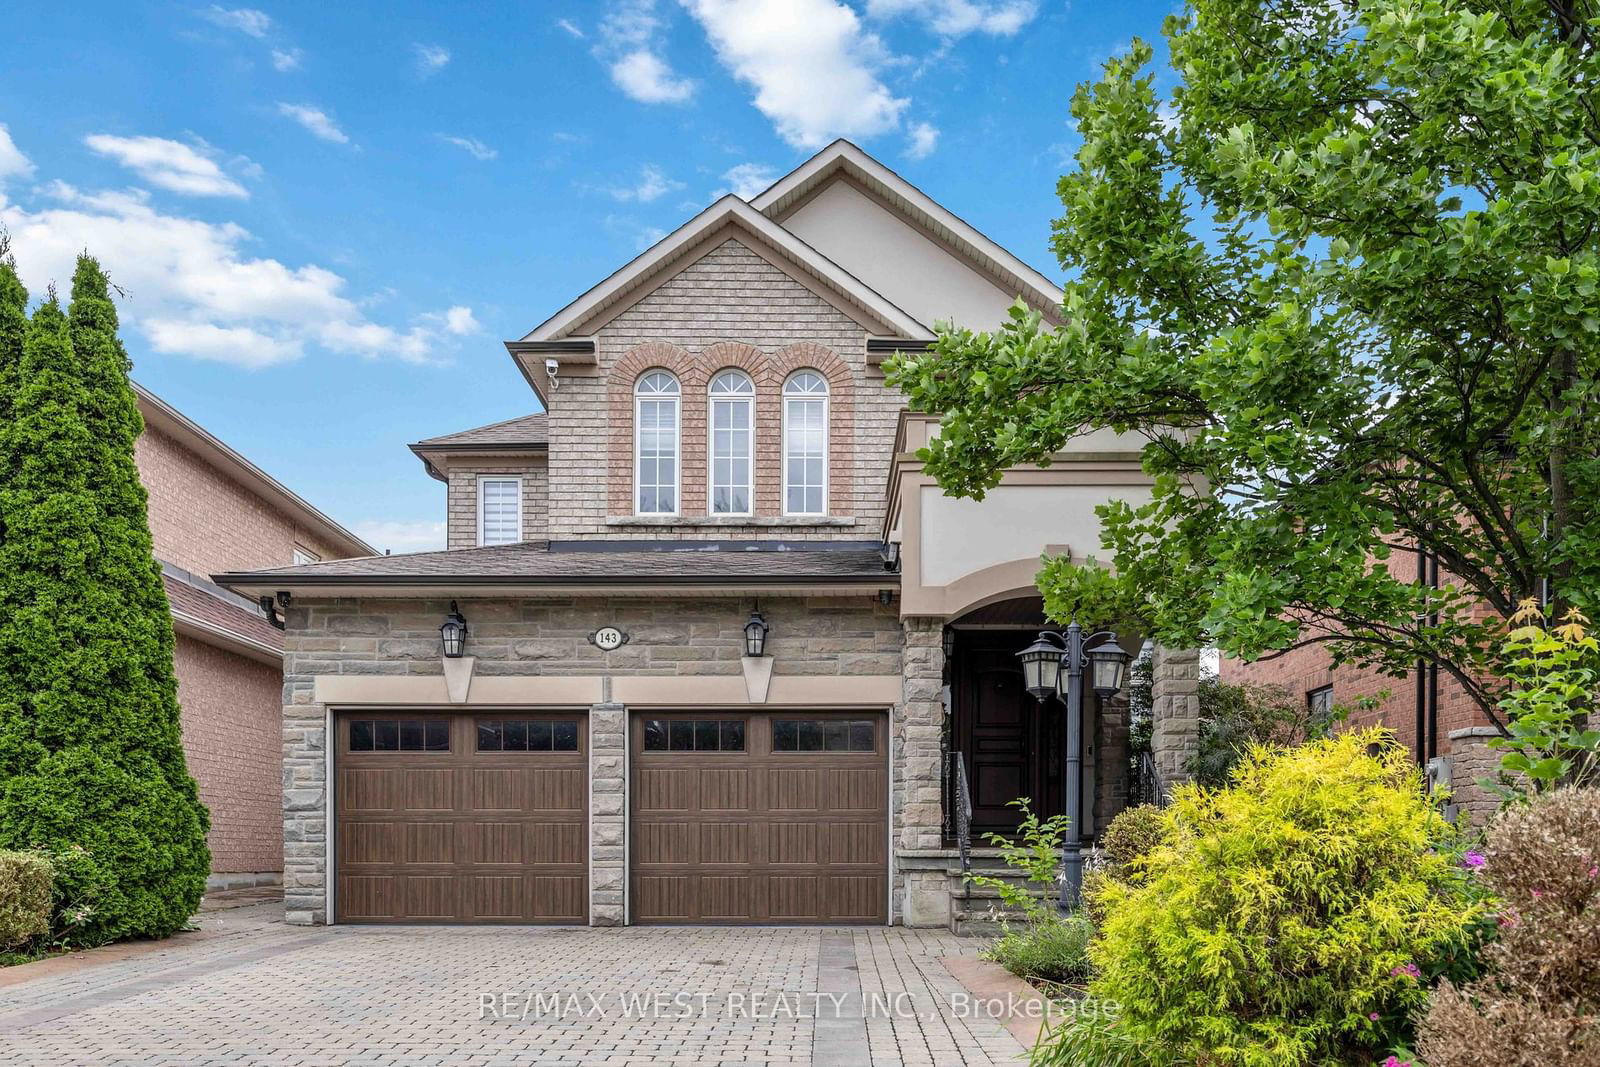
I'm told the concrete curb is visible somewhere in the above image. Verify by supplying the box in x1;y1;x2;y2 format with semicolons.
940;954;1066;1053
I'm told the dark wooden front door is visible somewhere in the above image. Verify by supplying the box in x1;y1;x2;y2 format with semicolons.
630;711;888;924
953;633;1063;836
334;712;588;923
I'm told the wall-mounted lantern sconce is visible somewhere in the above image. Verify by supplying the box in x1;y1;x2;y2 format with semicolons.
440;601;469;658
743;606;770;658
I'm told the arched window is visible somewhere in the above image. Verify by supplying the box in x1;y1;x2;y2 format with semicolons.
708;370;754;515
635;371;680;515
782;371;829;515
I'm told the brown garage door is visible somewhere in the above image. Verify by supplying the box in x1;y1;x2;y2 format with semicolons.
335;713;587;923
631;712;888;924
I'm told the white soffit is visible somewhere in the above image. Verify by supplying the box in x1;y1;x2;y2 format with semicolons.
520;196;932;343
750;140;1065;325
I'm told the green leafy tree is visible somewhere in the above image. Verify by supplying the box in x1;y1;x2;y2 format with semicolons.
0;254;209;945
886;0;1600;724
1488;598;1599;792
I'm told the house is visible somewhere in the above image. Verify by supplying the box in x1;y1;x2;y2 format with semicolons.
1222;547;1506;824
217;141;1204;928
134;384;374;888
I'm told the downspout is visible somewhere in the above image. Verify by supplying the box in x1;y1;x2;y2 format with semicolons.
1427;552;1440;762
1414;546;1428;766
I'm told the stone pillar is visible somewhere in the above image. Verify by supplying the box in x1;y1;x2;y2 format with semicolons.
1151;644;1201;792
589;701;627;926
1095;689;1131;830
899;617;948;927
282;606;327;926
1443;726;1509;829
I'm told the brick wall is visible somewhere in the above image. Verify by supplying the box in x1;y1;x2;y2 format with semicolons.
546;237;905;540
445;457;549;549
175;634;284;876
137;424;344;573
279;593;904;924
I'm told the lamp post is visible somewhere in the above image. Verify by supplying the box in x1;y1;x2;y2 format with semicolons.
1017;622;1130;913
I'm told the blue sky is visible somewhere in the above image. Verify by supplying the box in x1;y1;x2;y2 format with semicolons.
0;0;1176;554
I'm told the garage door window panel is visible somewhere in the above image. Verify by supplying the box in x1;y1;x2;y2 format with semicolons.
477;719;580;751
642;718;746;751
349;719;450;752
772;718;876;752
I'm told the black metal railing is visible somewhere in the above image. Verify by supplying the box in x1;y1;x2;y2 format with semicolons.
1131;749;1167;808
951;750;974;896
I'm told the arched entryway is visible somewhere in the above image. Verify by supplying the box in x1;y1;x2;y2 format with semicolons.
944;597;1128;843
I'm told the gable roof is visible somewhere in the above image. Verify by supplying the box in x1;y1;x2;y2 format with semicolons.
215;538;897;596
134;382;375;559
750;140;1065;322
517;196;933;344
408;412;549;482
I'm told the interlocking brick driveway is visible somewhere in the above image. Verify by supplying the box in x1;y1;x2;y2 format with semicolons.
0;903;1027;1066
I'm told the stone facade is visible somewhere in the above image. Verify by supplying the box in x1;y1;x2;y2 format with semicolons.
444;457;549;549
279;593;905;925
1439;726;1510;828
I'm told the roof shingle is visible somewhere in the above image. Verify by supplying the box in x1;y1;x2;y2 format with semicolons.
216;539;896;587
411;413;548;449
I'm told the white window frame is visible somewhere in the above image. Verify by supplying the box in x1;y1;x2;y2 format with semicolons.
707;370;755;517
782;370;830;517
477;475;523;546
634;370;681;516
292;545;320;566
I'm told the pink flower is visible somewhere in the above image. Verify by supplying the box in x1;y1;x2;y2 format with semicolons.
1390;963;1422;980
1588;865;1597;879
1498;910;1520;928
1460;850;1486;869
1384;1058;1413;1067
1532;889;1544;899
1369;1012;1381;1021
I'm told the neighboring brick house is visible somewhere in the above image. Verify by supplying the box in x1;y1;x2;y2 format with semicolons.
220;141;1204;929
134;384;374;887
1222;547;1505;823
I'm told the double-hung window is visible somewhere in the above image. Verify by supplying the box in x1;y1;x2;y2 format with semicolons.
635;371;680;515
783;371;829;515
708;370;754;515
478;476;522;546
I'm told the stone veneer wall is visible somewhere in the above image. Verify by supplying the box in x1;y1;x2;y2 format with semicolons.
898;618;947;926
444;457;549;549
545;237;907;540
280;593;904;925
1441;726;1510;829
1150;644;1201;791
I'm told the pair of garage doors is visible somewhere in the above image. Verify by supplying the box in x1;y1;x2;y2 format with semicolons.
334;711;888;925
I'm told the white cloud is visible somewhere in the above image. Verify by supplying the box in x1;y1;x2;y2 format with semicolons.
904;120;939;159
201;5;271;37
682;0;907;149
610;164;683;202
715;162;777;199
610;50;695;103
277;103;349;144
0;124;34;182
350;519;447;554
1;175;476;369
413;43;451;76
599;1;695;103
439;135;497;161
556;17;585;38
84;134;249;198
864;0;1037;36
270;47;302;71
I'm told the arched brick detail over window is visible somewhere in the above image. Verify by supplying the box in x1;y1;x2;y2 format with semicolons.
770;342;855;516
608;342;695;516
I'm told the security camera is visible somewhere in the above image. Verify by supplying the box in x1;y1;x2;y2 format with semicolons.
544;358;560;390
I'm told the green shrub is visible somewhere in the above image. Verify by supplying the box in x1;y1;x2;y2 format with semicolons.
1188;677;1335;788
986;912;1096;986
967;797;1071;919
1100;804;1167;876
0;850;53;950
1070;730;1484;1067
1418;787;1600;1065
1030;1010;1177;1067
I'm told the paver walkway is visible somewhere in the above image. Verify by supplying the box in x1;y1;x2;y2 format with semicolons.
0;903;1027;1066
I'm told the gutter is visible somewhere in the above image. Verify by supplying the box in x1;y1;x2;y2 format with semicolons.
214;571;900;589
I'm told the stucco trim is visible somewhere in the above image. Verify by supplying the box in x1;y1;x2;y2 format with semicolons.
314;674;604;706
610;673;902;707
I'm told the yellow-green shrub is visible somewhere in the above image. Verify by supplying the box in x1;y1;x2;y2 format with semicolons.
0;849;54;950
1080;731;1483;1067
